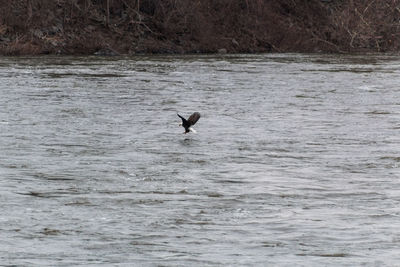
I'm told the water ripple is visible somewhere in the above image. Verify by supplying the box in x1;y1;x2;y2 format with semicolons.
1;54;400;266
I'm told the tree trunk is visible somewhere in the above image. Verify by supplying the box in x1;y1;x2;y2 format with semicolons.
106;0;110;27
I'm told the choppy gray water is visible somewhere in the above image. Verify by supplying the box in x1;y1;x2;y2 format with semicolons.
0;54;399;266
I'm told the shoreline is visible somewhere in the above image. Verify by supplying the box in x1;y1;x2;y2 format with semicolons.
1;1;399;56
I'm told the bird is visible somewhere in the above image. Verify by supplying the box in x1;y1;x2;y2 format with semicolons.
177;112;201;134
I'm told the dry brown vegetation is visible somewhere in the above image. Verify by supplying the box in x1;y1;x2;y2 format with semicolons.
1;0;400;55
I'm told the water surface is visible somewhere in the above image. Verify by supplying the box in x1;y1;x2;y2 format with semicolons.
0;54;399;266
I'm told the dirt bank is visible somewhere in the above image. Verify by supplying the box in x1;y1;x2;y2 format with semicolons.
1;0;400;55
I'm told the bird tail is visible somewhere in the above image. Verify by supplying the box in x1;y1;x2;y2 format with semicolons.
189;127;197;133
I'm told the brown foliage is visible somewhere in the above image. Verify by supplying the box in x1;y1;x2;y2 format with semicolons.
328;0;400;52
1;0;400;55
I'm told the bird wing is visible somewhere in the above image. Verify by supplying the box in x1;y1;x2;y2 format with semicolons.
187;112;201;126
177;114;187;123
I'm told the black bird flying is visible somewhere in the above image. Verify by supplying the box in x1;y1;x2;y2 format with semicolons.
177;112;201;134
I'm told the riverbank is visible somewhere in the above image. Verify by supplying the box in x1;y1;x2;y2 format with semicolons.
1;0;400;55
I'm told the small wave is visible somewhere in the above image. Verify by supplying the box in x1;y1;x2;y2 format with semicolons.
297;253;350;258
380;156;400;162
365;110;391;115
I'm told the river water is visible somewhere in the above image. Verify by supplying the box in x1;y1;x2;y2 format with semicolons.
0;54;399;266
